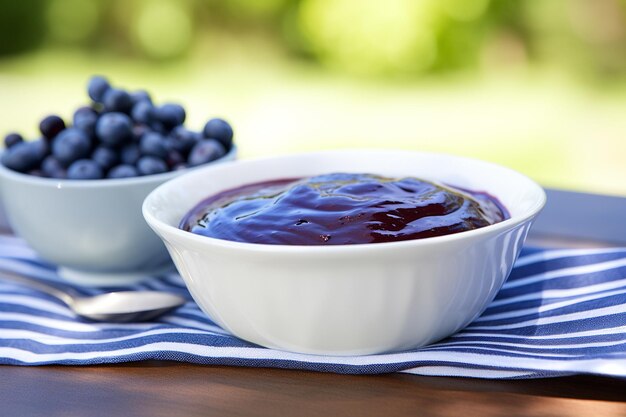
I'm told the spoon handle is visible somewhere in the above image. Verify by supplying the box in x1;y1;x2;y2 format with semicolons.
0;268;76;307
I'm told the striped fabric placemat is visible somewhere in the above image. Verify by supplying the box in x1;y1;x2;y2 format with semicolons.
0;235;625;379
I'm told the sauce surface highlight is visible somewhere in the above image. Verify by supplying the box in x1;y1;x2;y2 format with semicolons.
181;173;509;245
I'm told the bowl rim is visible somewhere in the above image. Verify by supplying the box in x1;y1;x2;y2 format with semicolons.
0;145;237;189
143;149;547;254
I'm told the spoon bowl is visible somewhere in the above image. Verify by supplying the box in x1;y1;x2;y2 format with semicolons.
71;291;187;322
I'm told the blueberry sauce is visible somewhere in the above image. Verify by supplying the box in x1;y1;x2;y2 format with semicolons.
180;173;509;245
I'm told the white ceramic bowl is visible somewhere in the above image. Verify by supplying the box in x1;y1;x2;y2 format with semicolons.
0;147;236;287
143;150;546;355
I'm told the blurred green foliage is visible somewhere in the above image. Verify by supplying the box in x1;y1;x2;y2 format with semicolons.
0;0;47;55
0;0;624;195
1;0;625;80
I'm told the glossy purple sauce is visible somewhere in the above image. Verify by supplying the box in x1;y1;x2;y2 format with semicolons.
180;173;509;245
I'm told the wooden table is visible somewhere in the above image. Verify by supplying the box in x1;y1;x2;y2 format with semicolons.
1;234;624;416
1;363;625;417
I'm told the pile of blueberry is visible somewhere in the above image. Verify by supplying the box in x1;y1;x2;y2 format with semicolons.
1;76;234;179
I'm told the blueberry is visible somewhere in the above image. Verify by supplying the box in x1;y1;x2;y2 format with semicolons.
203;118;233;149
120;143;141;165
1;141;44;173
136;156;168;176
188;139;226;167
31;139;50;160
103;88;133;113
154;103;185;128
149;121;167;135
87;76;111;103
73;107;98;136
39;115;66;140
52;128;92;165
108;164;139;179
132;124;148;142
170;127;200;154
131;101;154;124
67;159;104;180
92;146;119;171
130;90;152;106
96;112;133;146
140;132;168;158
41;156;67;178
4;132;23;149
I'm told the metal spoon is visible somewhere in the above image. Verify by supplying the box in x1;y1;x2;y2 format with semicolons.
0;268;186;322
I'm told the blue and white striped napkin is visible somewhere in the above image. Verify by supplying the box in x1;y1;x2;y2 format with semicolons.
0;235;625;379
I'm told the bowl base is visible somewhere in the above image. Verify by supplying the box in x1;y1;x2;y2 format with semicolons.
58;263;176;288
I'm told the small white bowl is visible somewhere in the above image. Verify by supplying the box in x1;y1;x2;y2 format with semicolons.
0;147;236;287
143;150;546;355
